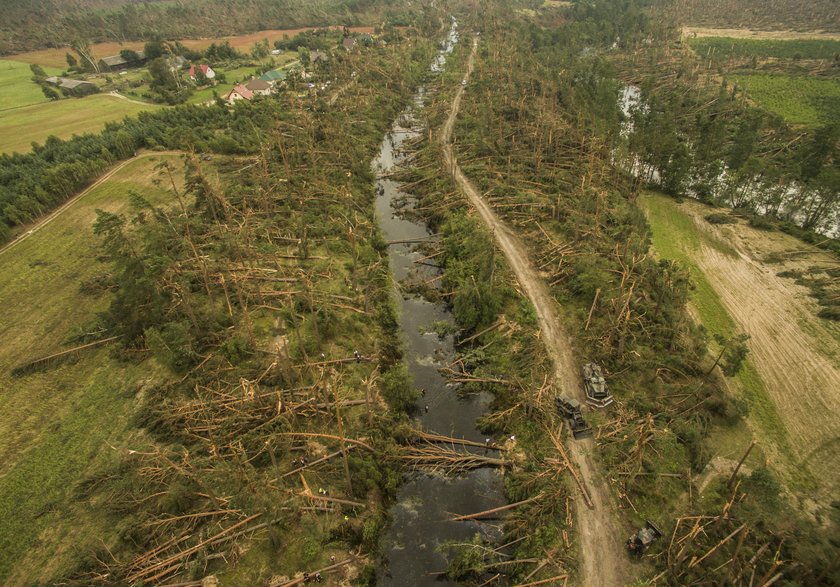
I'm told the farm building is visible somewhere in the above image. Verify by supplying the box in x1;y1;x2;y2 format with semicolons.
260;69;287;84
98;51;146;71
342;37;357;51
244;78;272;96
44;77;98;96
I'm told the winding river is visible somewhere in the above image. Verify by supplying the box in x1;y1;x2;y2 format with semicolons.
373;20;507;586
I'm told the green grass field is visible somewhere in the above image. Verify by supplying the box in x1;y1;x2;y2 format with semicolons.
639;192;796;474
0;59;63;110
0;155;178;585
733;73;840;126
689;37;840;61
0;93;160;154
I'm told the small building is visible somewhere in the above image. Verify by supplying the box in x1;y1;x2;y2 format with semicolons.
260;69;288;85
244;78;272;96
98;51;146;71
45;77;98;96
188;64;216;81
223;84;254;104
342;37;357;51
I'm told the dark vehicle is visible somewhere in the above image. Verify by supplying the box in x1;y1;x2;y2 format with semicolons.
627;521;662;557
555;395;593;439
582;362;614;408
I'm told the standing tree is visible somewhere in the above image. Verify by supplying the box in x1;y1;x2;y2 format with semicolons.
251;38;270;62
71;38;99;73
708;333;751;376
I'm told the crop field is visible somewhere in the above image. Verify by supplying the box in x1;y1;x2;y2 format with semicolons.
673;0;840;33
0;93;160;154
684;27;840;40
0;59;63;110
733;73;840;126
0;154;181;584
688;36;840;60
641;192;840;500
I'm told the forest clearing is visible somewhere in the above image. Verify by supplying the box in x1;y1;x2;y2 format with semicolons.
642;193;840;501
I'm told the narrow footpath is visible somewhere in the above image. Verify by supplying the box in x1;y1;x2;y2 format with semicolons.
442;36;630;587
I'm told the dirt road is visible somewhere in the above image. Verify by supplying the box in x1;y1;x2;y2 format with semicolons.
0;151;181;258
108;91;158;106
442;37;629;587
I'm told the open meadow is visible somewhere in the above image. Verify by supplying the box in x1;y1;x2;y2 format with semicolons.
0;154;182;585
641;192;840;502
732;73;840;126
688;36;840;60
0;93;160;154
0;59;63;110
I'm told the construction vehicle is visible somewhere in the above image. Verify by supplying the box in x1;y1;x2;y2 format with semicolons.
554;396;593;439
582;362;614;408
627;521;662;557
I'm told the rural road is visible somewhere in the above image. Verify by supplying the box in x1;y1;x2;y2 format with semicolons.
442;36;630;586
0;151;181;257
108;91;157;106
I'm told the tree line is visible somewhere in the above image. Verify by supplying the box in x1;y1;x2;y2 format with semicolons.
0;101;290;242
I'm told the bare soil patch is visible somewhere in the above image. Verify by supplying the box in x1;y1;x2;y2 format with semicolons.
676;201;840;500
683;27;840;40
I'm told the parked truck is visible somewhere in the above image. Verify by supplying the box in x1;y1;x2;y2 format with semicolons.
627;521;663;557
582;362;614;408
555;395;593;439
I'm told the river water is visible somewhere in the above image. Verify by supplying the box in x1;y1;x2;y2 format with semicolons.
374;20;507;586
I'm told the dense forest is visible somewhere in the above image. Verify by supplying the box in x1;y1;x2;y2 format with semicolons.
0;0;417;55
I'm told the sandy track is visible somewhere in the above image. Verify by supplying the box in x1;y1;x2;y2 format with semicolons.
442;37;629;587
0;151;181;258
679;203;840;498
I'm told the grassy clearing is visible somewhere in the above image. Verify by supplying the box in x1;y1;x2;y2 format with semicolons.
733;73;840;126
639;192;800;474
0;154;179;584
0;93;160;154
0;59;62;110
688;37;840;60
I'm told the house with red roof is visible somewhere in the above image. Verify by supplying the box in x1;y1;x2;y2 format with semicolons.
188;64;216;82
223;84;253;104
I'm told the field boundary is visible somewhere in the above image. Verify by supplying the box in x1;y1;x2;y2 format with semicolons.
0;150;182;257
